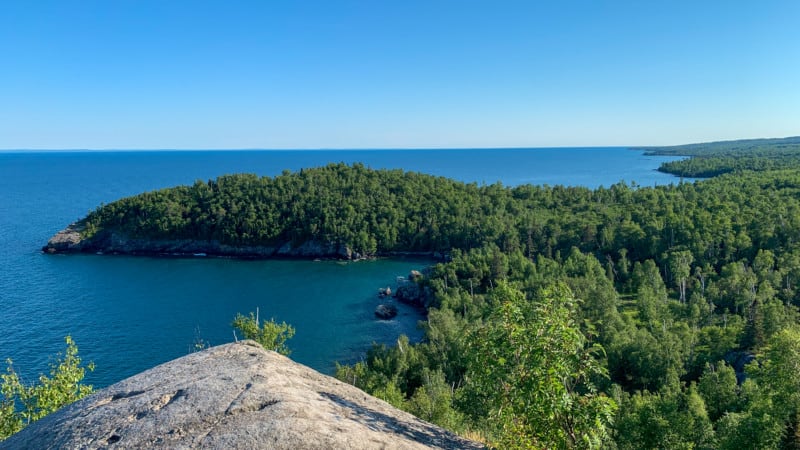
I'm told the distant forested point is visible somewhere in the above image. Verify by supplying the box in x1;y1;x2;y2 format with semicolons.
46;163;518;258
639;136;800;177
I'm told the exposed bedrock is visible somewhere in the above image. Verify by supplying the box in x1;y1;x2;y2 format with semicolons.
2;341;483;449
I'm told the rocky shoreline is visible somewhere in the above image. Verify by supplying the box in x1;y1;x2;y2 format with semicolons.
42;222;447;262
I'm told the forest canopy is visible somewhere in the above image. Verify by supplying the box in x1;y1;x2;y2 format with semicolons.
62;143;800;448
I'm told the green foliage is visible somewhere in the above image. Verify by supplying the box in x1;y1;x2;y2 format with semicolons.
404;368;463;431
232;312;295;356
614;381;715;450
335;360;404;409
668;249;694;303
715;406;784;450
606;323;690;392
749;326;800;448
697;362;741;422
713;376;785;450
0;336;94;441
460;282;616;449
81;164;500;255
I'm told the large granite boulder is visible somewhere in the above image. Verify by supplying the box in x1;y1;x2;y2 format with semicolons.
2;341;482;449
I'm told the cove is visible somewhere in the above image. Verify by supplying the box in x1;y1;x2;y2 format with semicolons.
36;254;429;388
0;148;686;389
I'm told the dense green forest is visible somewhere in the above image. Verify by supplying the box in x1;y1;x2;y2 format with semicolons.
641;136;800;177
61;152;800;448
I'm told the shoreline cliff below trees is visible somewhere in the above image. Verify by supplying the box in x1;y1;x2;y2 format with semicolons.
44;220;361;259
43;221;447;261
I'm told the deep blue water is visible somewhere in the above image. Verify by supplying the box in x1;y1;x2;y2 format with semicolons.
0;148;687;388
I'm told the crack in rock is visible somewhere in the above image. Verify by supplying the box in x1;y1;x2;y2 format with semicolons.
111;390;145;401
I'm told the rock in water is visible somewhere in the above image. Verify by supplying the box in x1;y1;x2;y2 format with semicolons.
395;283;430;307
375;303;399;320
2;341;482;450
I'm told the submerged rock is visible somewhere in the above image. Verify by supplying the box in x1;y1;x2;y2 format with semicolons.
375;303;399;320
3;341;482;449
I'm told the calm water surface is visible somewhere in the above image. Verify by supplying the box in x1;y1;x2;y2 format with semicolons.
0;148;687;388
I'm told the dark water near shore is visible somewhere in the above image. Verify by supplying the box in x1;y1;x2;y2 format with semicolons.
0;148;687;388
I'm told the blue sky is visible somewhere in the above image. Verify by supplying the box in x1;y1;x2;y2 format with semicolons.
1;1;798;149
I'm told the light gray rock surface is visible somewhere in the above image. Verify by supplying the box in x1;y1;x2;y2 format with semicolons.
43;222;85;253
2;341;483;450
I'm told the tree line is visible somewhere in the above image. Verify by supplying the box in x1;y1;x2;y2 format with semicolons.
640;136;800;177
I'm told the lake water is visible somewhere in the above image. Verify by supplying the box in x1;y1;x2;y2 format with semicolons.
0;148;687;388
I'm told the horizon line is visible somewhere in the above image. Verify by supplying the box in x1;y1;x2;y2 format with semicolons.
0;145;638;152
2;135;797;152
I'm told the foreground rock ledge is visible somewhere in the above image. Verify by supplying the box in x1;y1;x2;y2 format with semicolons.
2;341;483;450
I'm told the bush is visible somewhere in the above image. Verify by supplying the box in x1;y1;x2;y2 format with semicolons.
232;311;295;356
1;336;94;441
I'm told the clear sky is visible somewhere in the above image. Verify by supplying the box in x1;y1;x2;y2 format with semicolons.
1;0;798;149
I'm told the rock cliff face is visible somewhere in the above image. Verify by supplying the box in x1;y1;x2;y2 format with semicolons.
43;223;448;262
43;222;86;252
2;341;483;450
42;222;356;259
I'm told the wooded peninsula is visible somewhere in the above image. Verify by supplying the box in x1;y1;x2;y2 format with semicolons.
43;138;800;448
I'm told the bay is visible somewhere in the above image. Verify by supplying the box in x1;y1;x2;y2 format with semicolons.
0;148;688;388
